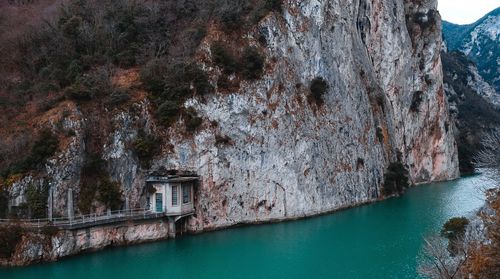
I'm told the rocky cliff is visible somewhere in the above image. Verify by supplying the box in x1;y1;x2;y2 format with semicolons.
2;0;458;246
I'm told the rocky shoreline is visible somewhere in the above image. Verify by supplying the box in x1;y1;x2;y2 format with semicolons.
1;195;388;267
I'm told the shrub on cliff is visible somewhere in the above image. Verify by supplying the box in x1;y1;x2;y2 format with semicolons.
30;129;59;167
78;154;105;214
140;59;168;96
25;183;49;219
241;47;265;80
3;129;59;178
187;65;213;96
441;217;469;240
142;62;212;127
211;43;240;75
65;68;112;102
132;130;160;167
382;162;410;195
64;81;92;101
441;217;470;255
251;0;283;24
265;0;283;12
309;77;329;105
156;100;182;127
220;10;244;32
0;225;24;259
184;107;203;132
97;178;123;211
78;153;123;212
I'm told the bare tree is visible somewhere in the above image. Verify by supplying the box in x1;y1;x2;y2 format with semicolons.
418;236;469;279
474;128;500;180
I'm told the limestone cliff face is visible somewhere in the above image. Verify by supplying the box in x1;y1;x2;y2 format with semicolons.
170;0;459;230
9;0;459;232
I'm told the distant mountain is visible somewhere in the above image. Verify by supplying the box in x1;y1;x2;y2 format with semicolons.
441;51;500;173
443;8;500;93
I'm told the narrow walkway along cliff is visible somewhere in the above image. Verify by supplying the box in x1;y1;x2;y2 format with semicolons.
1;0;459;266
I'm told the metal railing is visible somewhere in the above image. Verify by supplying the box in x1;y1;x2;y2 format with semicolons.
0;208;166;230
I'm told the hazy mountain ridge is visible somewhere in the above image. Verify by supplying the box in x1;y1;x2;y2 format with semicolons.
443;8;500;93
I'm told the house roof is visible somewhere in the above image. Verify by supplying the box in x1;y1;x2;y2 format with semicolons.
146;175;199;183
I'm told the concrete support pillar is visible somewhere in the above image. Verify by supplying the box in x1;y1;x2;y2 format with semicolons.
125;197;129;211
48;186;53;221
168;217;176;238
67;188;74;221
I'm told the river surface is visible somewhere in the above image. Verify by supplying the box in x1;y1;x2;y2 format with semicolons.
0;174;495;279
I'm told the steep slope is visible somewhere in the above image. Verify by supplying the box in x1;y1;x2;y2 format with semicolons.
442;51;500;173
0;0;458;234
443;8;500;93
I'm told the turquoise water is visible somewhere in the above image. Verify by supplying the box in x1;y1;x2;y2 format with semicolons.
0;174;494;279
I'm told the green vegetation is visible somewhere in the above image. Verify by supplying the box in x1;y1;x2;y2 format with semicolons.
382;162;410;195
140;62;212;127
97;178;123;211
25;183;49;219
241;46;265;80
255;0;283;23
14;1;148;90
220;0;283;30
211;43;240;75
441;217;469;254
78;155;104;214
132;130;160;167
1;129;59;178
156;100;182;127
441;217;469;240
139;59;169;96
64;69;112;102
184;108;203;132
308;77;329;105
0;225;24;259
106;89;130;107
220;10;244;32
78;154;123;213
211;43;266;80
1;0;278;134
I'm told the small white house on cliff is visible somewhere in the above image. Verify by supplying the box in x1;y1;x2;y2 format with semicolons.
146;175;198;217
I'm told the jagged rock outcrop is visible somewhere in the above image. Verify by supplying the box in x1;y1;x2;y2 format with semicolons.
5;0;459;261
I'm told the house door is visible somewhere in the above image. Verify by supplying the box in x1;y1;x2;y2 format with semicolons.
155;193;163;212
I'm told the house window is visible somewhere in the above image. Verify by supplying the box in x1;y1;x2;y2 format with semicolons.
172;185;178;206
182;184;191;204
146;197;150;210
